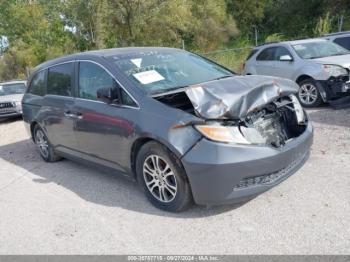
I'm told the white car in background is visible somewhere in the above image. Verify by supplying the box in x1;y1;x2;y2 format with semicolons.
244;39;350;107
0;80;26;118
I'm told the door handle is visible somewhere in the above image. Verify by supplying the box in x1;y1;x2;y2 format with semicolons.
75;112;83;120
64;111;83;119
64;112;75;118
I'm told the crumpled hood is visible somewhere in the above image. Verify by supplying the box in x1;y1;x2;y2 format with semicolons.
0;94;23;103
185;75;299;120
313;54;350;68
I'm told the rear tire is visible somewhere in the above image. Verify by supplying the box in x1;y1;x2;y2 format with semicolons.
297;79;323;107
136;141;192;212
33;125;62;162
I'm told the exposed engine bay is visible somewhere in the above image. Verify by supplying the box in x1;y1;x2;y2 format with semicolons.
238;96;306;147
155;91;307;148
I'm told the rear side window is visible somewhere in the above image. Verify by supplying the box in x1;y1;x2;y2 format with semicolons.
246;49;258;61
334;36;350;51
47;63;73;97
256;47;277;61
28;71;46;96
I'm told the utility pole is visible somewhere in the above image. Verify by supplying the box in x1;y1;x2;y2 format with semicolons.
253;26;258;46
338;15;344;32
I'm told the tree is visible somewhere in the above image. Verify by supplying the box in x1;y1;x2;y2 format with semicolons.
225;0;271;34
0;0;237;80
314;12;333;36
0;0;75;80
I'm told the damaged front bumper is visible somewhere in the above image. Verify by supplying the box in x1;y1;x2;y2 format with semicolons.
181;121;313;206
317;75;350;101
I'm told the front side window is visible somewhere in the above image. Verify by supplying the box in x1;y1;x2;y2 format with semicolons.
28;71;46;96
292;41;350;59
120;88;137;107
108;50;234;95
256;47;277;61
79;62;114;101
274;46;292;60
0;83;26;96
79;62;137;106
47;63;73;96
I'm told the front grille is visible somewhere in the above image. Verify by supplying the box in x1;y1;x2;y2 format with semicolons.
0;108;17;115
0;102;16;115
233;152;307;191
0;102;14;109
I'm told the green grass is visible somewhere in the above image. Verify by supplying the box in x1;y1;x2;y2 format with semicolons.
203;47;252;73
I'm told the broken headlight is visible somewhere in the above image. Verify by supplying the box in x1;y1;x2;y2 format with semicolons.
323;64;347;77
195;125;251;144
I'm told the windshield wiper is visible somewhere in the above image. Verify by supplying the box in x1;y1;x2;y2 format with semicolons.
151;86;189;96
212;75;234;81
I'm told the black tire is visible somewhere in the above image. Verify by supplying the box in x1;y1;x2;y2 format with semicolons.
297;79;323;107
136;141;192;212
33;125;62;162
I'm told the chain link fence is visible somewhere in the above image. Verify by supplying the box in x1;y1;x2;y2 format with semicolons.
202;47;253;73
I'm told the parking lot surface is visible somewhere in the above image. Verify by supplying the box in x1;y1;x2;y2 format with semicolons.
0;108;349;254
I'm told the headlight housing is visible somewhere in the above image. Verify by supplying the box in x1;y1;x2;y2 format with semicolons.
14;101;22;107
194;125;251;144
323;64;347;77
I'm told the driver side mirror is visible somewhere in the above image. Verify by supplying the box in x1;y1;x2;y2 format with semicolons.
279;55;293;61
96;87;119;104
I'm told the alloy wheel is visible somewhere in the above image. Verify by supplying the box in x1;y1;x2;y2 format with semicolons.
35;129;49;159
143;155;177;203
298;83;318;105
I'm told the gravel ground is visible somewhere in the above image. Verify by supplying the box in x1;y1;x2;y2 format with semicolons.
0;108;349;254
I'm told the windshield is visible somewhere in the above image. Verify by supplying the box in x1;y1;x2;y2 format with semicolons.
292;41;350;59
0;83;26;96
108;50;234;95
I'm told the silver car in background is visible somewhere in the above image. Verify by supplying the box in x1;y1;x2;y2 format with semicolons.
322;31;350;50
244;39;350;107
0;80;26;118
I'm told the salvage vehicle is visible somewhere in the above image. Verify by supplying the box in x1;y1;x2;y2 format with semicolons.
0;80;26;118
244;39;350;107
22;47;313;212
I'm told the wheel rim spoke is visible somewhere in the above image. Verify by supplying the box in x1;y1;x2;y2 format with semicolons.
164;182;176;196
159;186;166;201
36;130;49;158
144;163;156;177
146;179;157;187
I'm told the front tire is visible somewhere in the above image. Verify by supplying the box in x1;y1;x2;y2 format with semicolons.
297;79;323;107
136;141;192;212
33;125;61;162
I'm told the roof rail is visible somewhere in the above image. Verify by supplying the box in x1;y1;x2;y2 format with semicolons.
324;31;350;37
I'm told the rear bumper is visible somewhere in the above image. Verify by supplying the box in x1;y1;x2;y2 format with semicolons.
181;122;313;205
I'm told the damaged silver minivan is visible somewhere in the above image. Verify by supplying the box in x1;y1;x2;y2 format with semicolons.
22;47;313;212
